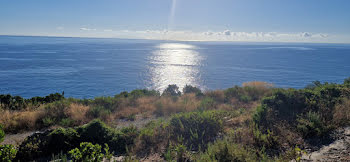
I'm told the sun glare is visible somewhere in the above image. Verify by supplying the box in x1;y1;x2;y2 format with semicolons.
148;43;202;92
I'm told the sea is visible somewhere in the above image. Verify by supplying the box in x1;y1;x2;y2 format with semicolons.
1;35;350;98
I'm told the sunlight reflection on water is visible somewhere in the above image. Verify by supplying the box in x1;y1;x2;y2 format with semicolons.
148;43;204;92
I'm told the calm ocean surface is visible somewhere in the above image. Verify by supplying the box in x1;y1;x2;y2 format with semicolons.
1;36;350;98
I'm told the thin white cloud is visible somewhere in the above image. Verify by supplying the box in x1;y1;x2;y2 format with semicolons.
68;28;335;43
80;27;96;31
56;26;64;30
223;30;231;36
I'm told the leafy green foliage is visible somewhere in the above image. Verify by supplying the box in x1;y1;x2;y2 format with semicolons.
0;144;17;162
254;81;349;139
164;143;191;162
87;106;111;118
169;111;223;151
0;93;64;110
198;97;215;111
183;85;203;96
0;124;4;143
16;120;138;161
42;117;55;127
69;142;104;162
197;139;259;162
297;111;328;137
77;120;138;154
162;84;182;96
252;125;278;149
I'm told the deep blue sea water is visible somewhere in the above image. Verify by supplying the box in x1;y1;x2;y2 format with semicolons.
1;36;350;98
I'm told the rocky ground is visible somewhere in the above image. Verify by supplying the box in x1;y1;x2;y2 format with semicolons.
301;127;350;162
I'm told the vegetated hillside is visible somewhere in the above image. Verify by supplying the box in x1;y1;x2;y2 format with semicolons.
0;78;349;161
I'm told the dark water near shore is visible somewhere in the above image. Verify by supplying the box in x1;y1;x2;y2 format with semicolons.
1;36;350;98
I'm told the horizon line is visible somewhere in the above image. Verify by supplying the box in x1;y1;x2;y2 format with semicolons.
1;34;350;45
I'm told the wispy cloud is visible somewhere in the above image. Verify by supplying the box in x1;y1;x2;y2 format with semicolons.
56;26;64;30
80;27;97;31
70;28;334;43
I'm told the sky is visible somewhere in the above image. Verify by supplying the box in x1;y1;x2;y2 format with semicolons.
1;0;350;43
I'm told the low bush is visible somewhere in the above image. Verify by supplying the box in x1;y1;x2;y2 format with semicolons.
0;93;64;110
297;111;328;138
183;85;203;96
162;84;181;96
164;143;192;162
16;120;138;161
69;142;112;162
0;144;18;162
198;97;216;111
197;139;259;162
169;111;223;151
252;125;278;150
333;97;350;126
133;120;169;155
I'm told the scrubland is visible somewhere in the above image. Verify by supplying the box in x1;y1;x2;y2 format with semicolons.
1;79;350;161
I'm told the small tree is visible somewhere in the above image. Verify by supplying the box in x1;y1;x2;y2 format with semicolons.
162;84;181;96
183;85;203;96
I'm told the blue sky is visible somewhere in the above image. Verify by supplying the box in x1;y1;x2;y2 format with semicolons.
1;0;350;43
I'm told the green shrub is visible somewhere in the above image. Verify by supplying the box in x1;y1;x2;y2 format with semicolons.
183;85;203;96
69;142;104;162
129;89;160;98
42;117;55;127
164;143;191;162
60;118;75;127
16;128;80;160
77;120;138;154
297;111;328;138
16;131;51;161
91;96;116;110
198;97;215;111
0;124;4;143
252;125;278;149
224;86;253;103
87;106;111;118
135;120;169;155
0;144;17;162
48;128;81;153
252;104;269;125
44;100;70;123
197;139;258;162
261;89;307;122
239;95;252;103
16;120;138;161
169;111;223;151
162;84;181;96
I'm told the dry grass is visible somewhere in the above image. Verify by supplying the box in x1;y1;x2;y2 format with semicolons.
205;90;225;103
242;81;274;89
64;103;90;125
0;83;271;133
154;94;201;116
0;109;45;133
333;98;350;126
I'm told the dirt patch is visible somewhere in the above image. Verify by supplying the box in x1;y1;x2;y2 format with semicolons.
1;131;36;145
